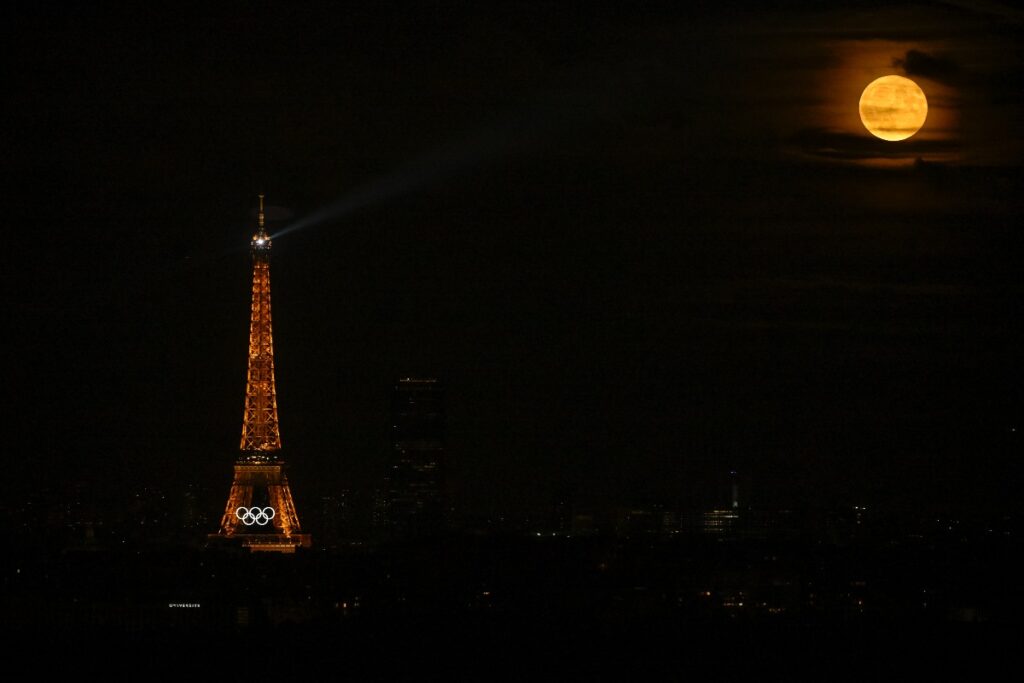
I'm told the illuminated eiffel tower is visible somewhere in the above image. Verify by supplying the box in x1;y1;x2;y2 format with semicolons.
209;195;310;553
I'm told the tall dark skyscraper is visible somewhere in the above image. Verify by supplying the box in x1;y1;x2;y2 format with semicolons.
386;378;446;538
316;491;351;550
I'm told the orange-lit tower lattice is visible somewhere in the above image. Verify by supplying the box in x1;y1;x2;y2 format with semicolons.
210;195;310;553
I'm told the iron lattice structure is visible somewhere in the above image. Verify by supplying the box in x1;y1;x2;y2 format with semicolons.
239;228;281;453
211;195;310;553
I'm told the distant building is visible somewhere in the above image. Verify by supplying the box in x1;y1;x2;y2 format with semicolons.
317;492;352;549
612;505;665;537
701;508;740;535
371;488;388;533
385;378;446;538
182;483;208;530
705;470;741;535
551;486;574;534
571;513;597;536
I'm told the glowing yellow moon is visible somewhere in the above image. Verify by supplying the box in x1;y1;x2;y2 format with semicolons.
858;75;928;141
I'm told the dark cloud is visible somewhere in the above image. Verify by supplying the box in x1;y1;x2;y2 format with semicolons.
788;127;958;161
894;49;960;86
985;65;1024;104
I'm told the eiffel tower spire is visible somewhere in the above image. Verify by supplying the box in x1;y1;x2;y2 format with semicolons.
240;192;281;455
210;196;309;553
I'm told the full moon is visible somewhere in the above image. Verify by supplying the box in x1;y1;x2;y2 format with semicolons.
858;75;928;141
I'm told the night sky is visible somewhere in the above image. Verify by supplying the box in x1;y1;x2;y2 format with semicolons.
6;2;1024;520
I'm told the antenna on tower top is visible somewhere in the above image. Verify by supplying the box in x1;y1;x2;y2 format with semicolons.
258;193;266;232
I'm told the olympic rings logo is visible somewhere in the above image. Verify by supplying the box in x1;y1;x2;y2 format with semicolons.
235;506;276;526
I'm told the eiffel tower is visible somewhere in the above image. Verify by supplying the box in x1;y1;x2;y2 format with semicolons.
209;195;310;553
